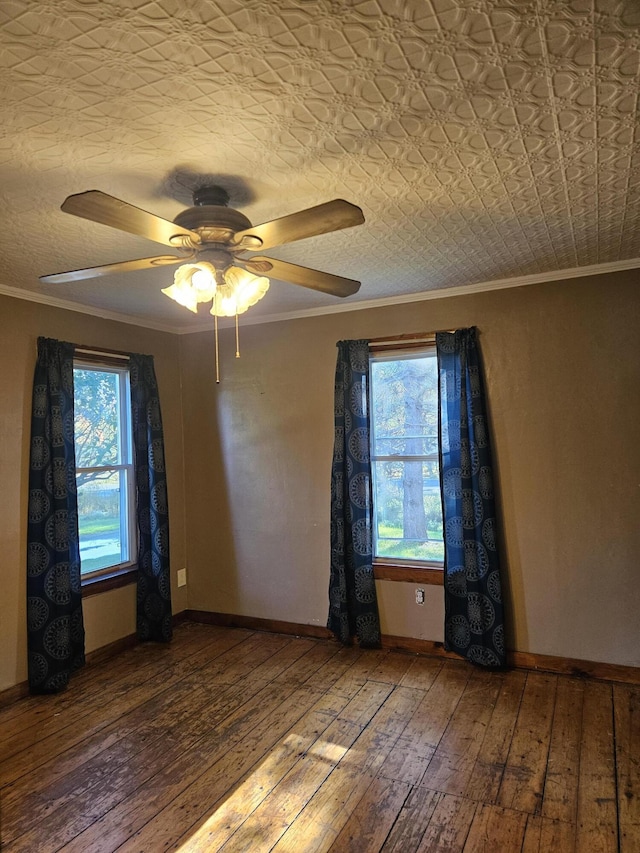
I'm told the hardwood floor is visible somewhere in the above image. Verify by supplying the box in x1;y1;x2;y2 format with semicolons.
1;622;638;852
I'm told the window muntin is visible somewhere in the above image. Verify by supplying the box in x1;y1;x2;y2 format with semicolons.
73;360;136;577
370;347;444;566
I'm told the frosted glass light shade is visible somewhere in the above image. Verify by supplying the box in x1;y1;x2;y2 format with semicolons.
210;266;270;317
161;280;199;313
162;261;218;312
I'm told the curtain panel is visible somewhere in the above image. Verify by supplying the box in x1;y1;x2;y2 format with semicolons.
327;340;381;648
129;354;173;643
27;337;85;693
436;328;506;668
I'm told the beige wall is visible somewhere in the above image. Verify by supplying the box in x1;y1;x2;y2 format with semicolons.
0;295;187;692
181;270;640;668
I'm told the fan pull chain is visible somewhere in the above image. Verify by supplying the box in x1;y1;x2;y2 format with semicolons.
214;302;220;384
235;312;240;358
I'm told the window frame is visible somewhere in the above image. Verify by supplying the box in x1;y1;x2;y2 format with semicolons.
73;353;138;594
369;341;444;586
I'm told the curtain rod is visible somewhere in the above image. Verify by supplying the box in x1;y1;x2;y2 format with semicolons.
75;344;130;360
368;329;456;345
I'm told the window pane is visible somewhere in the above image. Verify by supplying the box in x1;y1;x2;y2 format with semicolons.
73;362;133;577
77;470;128;573
370;355;438;457
73;368;121;468
370;348;444;565
373;460;444;562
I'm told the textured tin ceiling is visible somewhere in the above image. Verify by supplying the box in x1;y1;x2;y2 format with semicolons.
1;0;639;329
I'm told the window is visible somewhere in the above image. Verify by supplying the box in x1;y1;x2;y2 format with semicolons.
73;359;136;578
370;346;444;568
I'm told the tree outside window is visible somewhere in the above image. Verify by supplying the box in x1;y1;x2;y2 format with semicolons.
370;348;444;565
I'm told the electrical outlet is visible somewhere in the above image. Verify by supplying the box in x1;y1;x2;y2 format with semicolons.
415;587;425;605
177;568;187;587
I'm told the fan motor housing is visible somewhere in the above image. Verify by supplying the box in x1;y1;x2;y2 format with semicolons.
173;204;252;244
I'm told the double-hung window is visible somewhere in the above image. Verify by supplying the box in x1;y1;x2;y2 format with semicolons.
73;358;136;578
370;345;444;570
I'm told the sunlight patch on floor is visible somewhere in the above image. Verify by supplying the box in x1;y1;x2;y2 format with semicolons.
175;733;350;851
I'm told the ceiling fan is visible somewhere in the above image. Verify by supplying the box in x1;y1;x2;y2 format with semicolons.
40;186;365;316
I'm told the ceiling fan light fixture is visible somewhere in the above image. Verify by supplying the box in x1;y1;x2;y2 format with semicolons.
162;261;270;319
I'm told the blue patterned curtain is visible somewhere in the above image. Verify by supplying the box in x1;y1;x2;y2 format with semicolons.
129;354;173;642
27;338;85;693
436;328;506;668
327;340;381;648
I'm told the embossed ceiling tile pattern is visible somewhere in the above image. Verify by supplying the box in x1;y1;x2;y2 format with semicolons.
0;0;639;324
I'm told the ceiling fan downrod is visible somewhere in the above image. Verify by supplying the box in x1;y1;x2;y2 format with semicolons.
192;185;230;207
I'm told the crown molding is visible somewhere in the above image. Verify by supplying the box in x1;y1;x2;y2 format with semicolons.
222;256;640;332
0;284;178;334
2;256;639;336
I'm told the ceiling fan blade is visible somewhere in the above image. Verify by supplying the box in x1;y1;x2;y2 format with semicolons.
245;256;360;297
61;190;201;248
39;255;185;284
233;199;364;251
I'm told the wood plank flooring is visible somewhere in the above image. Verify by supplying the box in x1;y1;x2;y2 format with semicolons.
1;621;638;852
